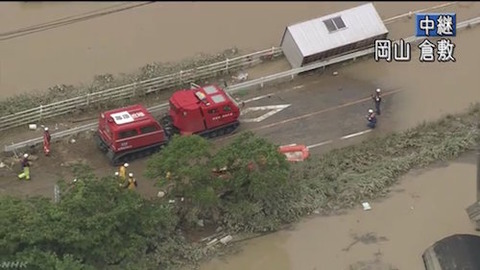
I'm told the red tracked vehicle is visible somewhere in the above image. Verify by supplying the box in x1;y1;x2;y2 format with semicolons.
94;85;241;165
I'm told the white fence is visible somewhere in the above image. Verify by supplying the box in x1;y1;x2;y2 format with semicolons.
4;16;480;153
0;47;283;131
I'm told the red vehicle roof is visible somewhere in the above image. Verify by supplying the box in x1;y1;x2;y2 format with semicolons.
102;104;156;131
170;85;232;111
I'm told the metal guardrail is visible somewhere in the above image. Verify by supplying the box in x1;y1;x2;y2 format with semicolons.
382;2;457;24
228;16;480;92
0;47;283;132
4;16;480;153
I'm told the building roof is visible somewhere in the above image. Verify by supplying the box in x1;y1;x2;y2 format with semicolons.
285;3;388;57
103;104;153;126
170;85;229;111
423;234;480;270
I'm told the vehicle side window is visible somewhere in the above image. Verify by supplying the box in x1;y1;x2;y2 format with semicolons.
223;105;231;112
140;125;157;134
208;109;218;114
118;129;138;139
105;125;113;138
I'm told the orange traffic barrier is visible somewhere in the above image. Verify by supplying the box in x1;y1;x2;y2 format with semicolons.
278;144;310;162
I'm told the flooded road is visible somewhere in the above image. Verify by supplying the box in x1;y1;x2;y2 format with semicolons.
339;21;480;132
0;1;454;98
201;156;478;270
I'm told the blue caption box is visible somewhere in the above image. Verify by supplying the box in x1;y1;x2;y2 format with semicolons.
415;13;456;37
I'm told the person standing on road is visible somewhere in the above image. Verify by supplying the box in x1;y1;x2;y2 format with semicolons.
43;127;51;156
18;153;31;180
122;173;137;190
372;88;382;115
366;109;377;129
118;163;128;182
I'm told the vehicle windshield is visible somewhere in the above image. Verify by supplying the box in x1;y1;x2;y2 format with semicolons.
170;101;179;113
224;90;240;108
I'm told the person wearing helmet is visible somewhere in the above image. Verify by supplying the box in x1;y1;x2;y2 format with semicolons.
366;108;377;129
118;163;129;182
122;172;137;190
18;153;31;180
114;171;122;184
43;127;51;156
371;88;382;115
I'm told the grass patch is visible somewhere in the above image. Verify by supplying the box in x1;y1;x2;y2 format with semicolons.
185;104;480;268
281;105;480;220
0;48;240;116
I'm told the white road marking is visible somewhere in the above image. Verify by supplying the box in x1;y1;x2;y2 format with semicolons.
243;94;273;103
307;140;333;149
242;85;304;103
241;104;291;123
340;129;372;140
283;143;298;147
304;129;372;150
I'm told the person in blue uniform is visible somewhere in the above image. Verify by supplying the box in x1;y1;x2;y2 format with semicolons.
372;88;382;115
366;109;377;129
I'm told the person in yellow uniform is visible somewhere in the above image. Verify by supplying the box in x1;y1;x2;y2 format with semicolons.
118;163;128;182
122;173;137;190
18;153;31;180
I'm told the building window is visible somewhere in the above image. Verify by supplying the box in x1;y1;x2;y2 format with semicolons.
323;16;346;33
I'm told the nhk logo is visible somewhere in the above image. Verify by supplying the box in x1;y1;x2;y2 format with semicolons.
0;261;28;269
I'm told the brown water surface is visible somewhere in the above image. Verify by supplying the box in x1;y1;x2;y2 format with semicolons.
0;1;450;98
201;158;478;270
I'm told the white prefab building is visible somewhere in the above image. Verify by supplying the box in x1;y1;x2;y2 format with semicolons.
280;3;388;68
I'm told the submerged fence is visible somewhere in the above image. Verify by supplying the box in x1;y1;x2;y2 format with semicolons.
0;47;283;131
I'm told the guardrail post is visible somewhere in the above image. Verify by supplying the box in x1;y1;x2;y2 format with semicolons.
225;58;229;73
39;105;43;120
133;83;136;97
260;77;265;88
180;70;183;84
290;74;295;81
86;93;91;106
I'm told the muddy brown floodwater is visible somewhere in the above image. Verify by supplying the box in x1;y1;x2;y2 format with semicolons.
201;156;479;270
0;1;450;98
2;2;480;270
